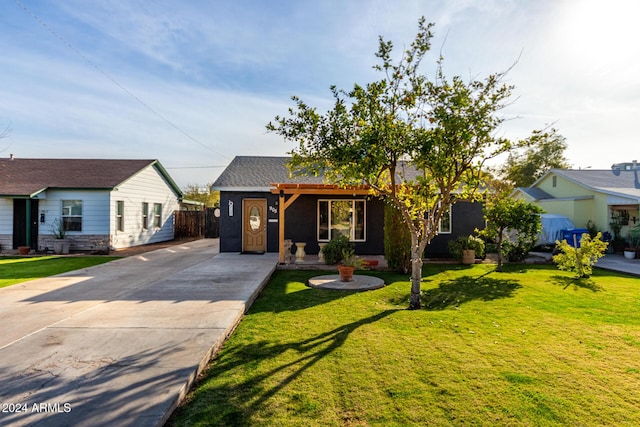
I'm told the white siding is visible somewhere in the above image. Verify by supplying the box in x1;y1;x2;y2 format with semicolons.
0;198;13;234
0;198;12;249
38;190;111;235
109;165;180;248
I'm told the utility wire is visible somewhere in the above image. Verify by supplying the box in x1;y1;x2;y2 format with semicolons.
15;0;229;160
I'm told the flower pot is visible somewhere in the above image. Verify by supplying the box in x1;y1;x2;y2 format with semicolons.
18;246;31;255
624;249;636;260
462;249;475;265
338;265;355;282
295;242;306;262
53;239;70;255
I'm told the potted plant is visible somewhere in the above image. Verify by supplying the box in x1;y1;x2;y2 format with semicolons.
448;235;485;265
624;223;640;259
51;218;70;255
338;248;365;282
609;218;625;253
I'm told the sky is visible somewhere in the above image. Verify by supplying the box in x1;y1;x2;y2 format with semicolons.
2;0;640;189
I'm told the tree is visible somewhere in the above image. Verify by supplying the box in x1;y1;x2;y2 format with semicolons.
553;232;608;279
499;128;570;187
267;17;533;309
478;195;543;272
181;183;220;207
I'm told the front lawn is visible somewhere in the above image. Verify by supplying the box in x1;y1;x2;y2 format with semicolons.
170;265;640;426
0;256;119;288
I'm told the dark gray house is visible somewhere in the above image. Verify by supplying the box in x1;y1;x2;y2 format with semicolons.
211;156;484;261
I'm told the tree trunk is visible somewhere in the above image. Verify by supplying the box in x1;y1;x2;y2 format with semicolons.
409;246;423;310
496;229;504;272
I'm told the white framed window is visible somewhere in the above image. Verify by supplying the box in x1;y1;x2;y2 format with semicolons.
116;201;124;232
438;205;452;234
318;199;366;242
153;203;162;228
62;200;82;231
142;202;149;230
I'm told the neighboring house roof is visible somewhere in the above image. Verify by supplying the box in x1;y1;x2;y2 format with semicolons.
0;158;182;198
211;156;325;191
515;187;554;200
541;168;640;200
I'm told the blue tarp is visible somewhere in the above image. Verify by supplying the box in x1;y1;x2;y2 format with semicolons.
537;214;575;246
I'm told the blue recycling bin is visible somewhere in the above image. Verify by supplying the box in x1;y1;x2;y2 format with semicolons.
560;228;589;248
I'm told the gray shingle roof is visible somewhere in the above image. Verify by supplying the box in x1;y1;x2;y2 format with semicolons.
0;158;178;197
553;169;640;199
211;156;325;190
212;156;429;191
517;187;554;200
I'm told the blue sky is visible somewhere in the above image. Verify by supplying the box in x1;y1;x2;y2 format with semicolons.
2;0;639;188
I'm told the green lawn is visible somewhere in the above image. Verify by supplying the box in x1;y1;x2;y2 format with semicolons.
170;264;640;426
0;256;119;288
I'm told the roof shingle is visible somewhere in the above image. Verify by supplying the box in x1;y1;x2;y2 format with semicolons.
0;158;158;196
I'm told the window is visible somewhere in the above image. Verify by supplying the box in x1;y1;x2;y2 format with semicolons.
153;203;162;228
116;201;124;232
438;205;452;234
61;200;82;231
552;176;557;187
318;200;365;241
142;202;149;230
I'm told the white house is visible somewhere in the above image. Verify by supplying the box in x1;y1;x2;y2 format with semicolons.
0;157;183;252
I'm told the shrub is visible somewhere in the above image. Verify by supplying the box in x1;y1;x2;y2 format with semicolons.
321;234;353;265
383;202;411;272
553;232;608;278
448;235;485;260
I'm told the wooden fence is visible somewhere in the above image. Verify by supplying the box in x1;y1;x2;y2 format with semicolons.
174;208;219;239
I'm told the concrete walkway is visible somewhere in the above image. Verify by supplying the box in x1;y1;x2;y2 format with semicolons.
596;253;640;276
0;239;278;427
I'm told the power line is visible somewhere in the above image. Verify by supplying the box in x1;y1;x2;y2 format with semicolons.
14;0;229;160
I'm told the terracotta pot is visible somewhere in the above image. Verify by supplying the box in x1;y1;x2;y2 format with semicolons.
462;249;475;265
18;246;31;255
338;265;355;282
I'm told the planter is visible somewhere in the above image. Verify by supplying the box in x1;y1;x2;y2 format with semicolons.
338;265;355;282
295;242;306;262
462;249;475;265
53;239;70;255
624;249;636;260
18;246;31;255
363;259;379;267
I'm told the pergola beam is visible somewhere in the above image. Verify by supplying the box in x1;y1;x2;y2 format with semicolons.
271;183;371;263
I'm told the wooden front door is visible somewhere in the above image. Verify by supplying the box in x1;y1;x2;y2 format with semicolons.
242;199;266;253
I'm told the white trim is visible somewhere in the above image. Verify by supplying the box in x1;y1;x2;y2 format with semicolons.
212;186;271;192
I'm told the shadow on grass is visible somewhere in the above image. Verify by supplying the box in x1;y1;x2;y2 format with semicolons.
422;270;522;310
551;275;603;292
169;309;399;426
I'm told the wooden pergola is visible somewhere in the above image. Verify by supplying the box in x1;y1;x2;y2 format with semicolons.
270;183;371;263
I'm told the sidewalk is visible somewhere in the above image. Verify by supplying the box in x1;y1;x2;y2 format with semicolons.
596;253;640;277
0;239;278;427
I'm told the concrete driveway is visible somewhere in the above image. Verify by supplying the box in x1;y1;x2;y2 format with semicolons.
0;239;278;427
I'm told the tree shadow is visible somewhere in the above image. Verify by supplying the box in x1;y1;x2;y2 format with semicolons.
168;309;399;426
551;275;603;292
0;342;201;427
422;270;522;310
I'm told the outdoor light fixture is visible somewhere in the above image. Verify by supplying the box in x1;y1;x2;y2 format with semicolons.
40;212;45;223
279;189;284;198
228;200;234;217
